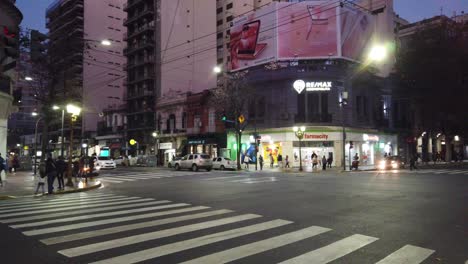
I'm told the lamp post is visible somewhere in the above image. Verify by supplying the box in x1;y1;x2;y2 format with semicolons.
152;132;159;166
32;112;42;175
52;105;66;157
293;126;306;172
65;104;81;187
340;91;348;171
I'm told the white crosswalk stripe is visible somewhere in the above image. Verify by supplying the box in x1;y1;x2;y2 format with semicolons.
88;219;292;264
181;226;331;264
279;234;379;264
230;177;278;184
0;193;113;207
98;179;124;183
96;172;200;184
0;193;440;263
376;245;434;264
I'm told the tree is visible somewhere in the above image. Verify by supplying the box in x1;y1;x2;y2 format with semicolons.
211;72;253;169
395;18;468;159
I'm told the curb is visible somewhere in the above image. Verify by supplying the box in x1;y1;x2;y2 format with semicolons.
0;181;102;200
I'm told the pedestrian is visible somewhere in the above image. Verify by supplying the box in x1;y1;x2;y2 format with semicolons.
409;155;417;170
35;165;46;195
269;153;274;168
45;154;57;194
322;155;327;170
353;153;359;170
12;155;19;174
244;154;250;169
312;156;318;169
0;153;5;187
55;156;67;190
327;154;333;168
311;151;317;159
72;157;80;177
259;155;264;170
8;154;13;173
89;155;95;175
285;155;290;168
277;154;283;168
79;156;85;177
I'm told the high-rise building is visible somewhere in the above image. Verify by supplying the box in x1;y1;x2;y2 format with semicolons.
0;0;23;157
46;0;126;154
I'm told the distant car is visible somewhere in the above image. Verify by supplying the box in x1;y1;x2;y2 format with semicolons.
95;156;116;170
174;154;212;172
212;157;236;170
378;156;405;170
168;157;181;168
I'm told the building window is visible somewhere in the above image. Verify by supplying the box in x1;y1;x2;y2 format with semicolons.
217;19;223;26
356;96;362;115
182;112;187;129
226;3;233;9
216;32;223;39
216;7;223;14
226;16;233;22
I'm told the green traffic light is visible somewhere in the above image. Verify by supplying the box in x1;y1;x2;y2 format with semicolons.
221;116;227;121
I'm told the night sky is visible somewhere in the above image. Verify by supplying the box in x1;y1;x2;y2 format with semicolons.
16;0;468;33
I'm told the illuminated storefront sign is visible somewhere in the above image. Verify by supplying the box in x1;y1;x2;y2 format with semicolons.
363;134;379;141
304;133;329;140
293;80;332;94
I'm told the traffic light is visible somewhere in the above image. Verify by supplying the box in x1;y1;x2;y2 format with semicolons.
238;114;245;124
221;113;227;122
1;26;19;59
30;30;47;62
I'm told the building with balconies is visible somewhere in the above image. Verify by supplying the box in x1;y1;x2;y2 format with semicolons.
46;0;126;155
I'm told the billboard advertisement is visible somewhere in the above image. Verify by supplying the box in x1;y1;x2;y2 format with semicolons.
277;2;338;59
229;1;380;71
229;4;277;71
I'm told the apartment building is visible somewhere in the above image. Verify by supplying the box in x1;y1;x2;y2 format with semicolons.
46;0;126;154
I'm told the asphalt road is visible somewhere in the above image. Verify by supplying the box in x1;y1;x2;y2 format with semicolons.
0;166;467;263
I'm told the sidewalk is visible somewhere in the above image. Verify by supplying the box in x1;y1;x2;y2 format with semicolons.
0;171;102;199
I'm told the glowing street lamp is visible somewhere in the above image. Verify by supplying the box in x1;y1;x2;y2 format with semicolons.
368;45;387;62
25;76;33;81
101;39;112;46
213;65;222;74
293;126;306;171
65;104;82;187
66;104;82;116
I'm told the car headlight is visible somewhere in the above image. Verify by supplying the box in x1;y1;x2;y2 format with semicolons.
378;160;386;170
391;163;398;169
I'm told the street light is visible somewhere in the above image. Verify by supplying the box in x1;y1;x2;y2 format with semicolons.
25;76;33;81
213;65;222;74
65;104;81;187
152;132;159;166
368;44;387;62
101;39;112;46
52;105;66;157
340;91;349;171
293;126;306;171
32;113;43;175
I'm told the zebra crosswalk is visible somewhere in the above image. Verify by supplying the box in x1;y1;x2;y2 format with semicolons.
372;169;468;175
98;171;279;185
0;192;437;263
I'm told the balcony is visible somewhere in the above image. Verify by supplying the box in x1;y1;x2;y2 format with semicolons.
124;8;154;26
126;89;155;100
124;41;155;56
127;56;154;69
127;73;155;85
126;22;155;40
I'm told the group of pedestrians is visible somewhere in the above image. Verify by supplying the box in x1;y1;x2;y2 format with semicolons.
0;153;21;187
311;152;333;171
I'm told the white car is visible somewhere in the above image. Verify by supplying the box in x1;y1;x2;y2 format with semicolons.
174;154;212;172
95;156;116;170
212;157;236;170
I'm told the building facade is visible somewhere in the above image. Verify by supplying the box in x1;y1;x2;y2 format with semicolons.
0;0;23;157
46;0;126;156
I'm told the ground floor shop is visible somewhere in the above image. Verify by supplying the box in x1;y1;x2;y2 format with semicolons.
226;127;398;169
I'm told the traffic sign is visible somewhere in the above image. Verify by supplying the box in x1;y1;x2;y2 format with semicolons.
238;114;245;124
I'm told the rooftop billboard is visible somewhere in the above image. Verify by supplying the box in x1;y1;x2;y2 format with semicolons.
229;1;378;71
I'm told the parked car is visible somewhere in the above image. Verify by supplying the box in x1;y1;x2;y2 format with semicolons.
212;157;236;170
95;156;117;170
174;154;212;172
168;157;181;168
378;156;405;170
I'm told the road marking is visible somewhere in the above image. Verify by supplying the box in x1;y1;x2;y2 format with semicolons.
375;245;434;264
1;200;170;224
98;179;124;183
41;208;231;244
12;202;184;229
279;234;378;264
0;193;114;207
181;225;331;264
59;214;263;258
0;196;135;213
0;197;156;219
87;219;291;264
0;194;118;209
99;177;135;182
230;177;275;183
433;170;451;174
447;170;466;174
243;179;279;184
110;176;154;180
202;175;247;181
